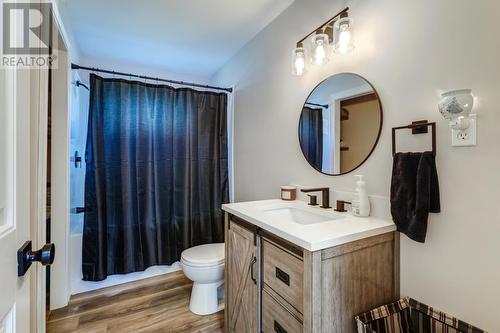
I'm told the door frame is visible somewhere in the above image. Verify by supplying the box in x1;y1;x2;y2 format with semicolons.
47;20;71;312
31;53;49;333
32;1;74;331
28;2;50;331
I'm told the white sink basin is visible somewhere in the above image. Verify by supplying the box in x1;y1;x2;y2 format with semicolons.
261;206;338;225
222;199;396;251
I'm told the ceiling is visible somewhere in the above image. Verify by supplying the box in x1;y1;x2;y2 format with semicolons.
61;0;294;78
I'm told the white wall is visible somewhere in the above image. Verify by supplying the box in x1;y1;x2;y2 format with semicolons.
212;0;500;330
52;0;82;63
77;54;213;87
69;69;89;235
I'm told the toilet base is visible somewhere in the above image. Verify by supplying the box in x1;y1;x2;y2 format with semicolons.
189;280;224;315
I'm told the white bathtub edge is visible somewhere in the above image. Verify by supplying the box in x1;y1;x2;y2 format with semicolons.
70;233;182;295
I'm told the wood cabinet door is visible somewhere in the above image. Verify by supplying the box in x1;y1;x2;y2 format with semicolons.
225;218;258;333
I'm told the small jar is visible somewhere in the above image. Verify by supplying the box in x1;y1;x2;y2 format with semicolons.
281;186;297;201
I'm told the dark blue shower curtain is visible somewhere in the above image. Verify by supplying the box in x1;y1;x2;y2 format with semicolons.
83;74;229;281
299;106;323;171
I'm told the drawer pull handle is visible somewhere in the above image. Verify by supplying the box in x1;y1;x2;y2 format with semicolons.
275;267;290;286
274;320;288;333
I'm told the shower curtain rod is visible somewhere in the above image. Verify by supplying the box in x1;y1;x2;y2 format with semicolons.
71;63;233;93
305;102;329;109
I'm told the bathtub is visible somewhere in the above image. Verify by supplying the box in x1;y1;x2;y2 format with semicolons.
70;232;181;295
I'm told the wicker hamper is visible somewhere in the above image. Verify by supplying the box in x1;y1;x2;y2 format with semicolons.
355;297;487;333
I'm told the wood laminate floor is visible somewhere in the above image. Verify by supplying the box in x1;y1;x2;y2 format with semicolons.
47;271;224;333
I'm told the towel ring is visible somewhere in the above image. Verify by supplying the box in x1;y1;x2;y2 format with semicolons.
392;120;436;156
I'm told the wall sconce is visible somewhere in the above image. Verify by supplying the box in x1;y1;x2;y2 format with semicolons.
438;89;477;146
292;7;353;76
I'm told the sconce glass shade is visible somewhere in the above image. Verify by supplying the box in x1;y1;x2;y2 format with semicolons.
438;89;474;120
311;32;329;65
334;17;354;54
292;45;307;76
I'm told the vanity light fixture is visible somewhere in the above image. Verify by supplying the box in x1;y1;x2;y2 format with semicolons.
292;7;352;76
438;89;477;146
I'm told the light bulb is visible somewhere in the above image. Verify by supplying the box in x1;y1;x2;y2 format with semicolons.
314;42;326;64
294;56;305;75
337;27;351;54
292;45;307;76
334;17;354;54
311;32;329;65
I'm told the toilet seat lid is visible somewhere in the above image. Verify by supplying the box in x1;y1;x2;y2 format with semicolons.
181;243;225;266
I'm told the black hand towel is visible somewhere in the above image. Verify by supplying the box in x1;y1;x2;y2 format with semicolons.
390;151;440;243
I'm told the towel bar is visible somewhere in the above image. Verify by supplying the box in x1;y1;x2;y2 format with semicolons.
391;120;436;156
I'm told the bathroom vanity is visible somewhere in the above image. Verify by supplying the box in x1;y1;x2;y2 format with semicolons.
222;199;398;333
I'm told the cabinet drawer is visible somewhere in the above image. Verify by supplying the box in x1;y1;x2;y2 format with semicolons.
263;240;303;313
262;289;303;333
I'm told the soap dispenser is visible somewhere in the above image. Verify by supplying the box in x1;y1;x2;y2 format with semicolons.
351;175;370;217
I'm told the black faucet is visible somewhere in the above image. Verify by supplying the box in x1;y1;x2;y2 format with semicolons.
300;187;331;209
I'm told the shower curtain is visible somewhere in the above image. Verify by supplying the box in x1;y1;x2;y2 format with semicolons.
299;106;323;171
83;74;229;281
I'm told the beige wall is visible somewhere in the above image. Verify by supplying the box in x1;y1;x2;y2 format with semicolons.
340;99;380;173
212;0;500;330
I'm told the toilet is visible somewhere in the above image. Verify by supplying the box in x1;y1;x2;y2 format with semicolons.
181;243;225;315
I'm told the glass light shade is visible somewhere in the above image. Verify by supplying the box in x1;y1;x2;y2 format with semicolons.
438;89;474;120
311;33;329;65
292;46;307;76
334;17;354;54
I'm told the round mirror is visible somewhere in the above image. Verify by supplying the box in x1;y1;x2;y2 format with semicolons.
298;73;382;175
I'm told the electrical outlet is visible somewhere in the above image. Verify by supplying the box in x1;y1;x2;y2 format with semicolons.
451;114;476;146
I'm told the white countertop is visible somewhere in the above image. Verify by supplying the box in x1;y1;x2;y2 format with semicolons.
222;199;396;252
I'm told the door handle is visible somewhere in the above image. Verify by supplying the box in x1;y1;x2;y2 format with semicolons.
17;241;55;277
250;256;257;285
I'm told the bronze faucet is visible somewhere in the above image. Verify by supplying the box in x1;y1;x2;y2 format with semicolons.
300;187;331;209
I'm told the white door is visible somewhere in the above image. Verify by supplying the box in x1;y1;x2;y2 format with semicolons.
0;60;45;332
